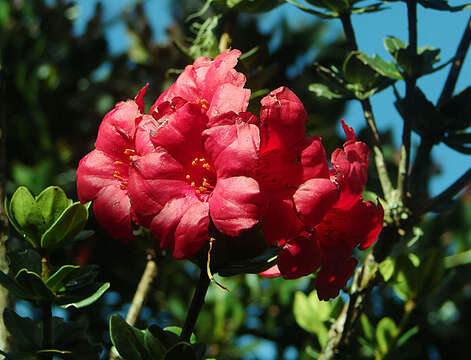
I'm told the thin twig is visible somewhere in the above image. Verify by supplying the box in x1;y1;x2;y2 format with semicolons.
438;15;471;106
339;13;394;202
125;250;158;326
414;168;471;216
180;270;210;342
397;0;417;202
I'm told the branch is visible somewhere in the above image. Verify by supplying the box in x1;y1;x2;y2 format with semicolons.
438;14;471;106
414;168;471;216
339;13;394;202
397;0;417;202
125;250;158;326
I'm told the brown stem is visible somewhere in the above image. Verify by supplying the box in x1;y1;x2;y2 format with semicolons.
125;250;158;326
180;270;210;342
438;15;471;106
339;13;394;202
397;0;417;202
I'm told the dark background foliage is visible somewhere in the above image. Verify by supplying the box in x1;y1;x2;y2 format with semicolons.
1;0;470;359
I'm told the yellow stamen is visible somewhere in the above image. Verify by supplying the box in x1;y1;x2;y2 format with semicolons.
124;149;135;155
114;161;124;165
199;158;205;162
185;174;191;180
199;186;207;192
190;181;196;187
196;189;201;194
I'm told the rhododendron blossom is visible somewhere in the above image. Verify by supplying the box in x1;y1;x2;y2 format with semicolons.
76;49;383;300
76;85;148;240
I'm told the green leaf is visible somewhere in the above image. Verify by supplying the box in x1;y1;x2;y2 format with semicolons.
355;52;402;80
46;265;81;293
61;282;110;309
384;36;407;57
293;291;330;346
35;186;69;233
418;0;471;12
9;186;42;247
7;249;41;276
360;314;374;341
144;329;166;359
109;314;147;360
305;0;349;12
376;317;398;355
379;257;395;282
15;269;54;301
164;342;196;360
285;0;338;18
214;0;284;12
188;16;221;59
164;326;196;344
392;254;419;301
397;326;419;347
148;325;181;349
309;83;346;99
351;2;388;14
440;86;471;132
3;309;42;350
40;202;88;249
0;270;29;298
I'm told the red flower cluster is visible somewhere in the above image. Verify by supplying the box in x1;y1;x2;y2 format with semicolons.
76;49;383;300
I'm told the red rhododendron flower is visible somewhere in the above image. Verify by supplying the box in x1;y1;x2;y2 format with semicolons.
128;102;262;259
260;117;383;300
151;49;250;122
76;85;148;240
255;87;339;245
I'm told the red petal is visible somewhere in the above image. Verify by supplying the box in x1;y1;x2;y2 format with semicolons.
351;200;384;250
173;199;210;259
207;83;250;119
76;150;127;202
209;176;261;236
93;184;133;241
259;265;282;278
134;84;149;113
278;234;321;279
95;100;140;159
150;103;207;165
316;257;357;301
300;136;330;181
261;190;304;245
203;122;260;178
127;151;188;227
294;179;339;227
134;115;160;156
259;87;307;155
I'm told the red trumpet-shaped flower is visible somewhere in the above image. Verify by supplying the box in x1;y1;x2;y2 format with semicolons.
76;85;148;241
128;102;262;259
260;116;383;300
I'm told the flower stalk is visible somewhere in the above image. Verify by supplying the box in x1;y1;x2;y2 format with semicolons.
180;270;211;342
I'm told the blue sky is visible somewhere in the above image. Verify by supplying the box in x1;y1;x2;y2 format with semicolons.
71;0;471;197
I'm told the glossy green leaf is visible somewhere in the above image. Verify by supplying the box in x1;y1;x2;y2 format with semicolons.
355;52;402;80
214;0;283;12
351;2;388;14
7;249;41;276
376;317;398;354
144;329;166;359
397;326;419;347
40;202;88;249
46;265;81;293
148;325;181;349
293;291;330;346
440;86;471;132
305;0;349;12
392;254;420;301
164;326;196;344
379;257;395;282
9;186;42;247
61;282;110;309
384;36;407;57
3;309;42;350
309;83;346;99
15;269;54;301
360;314;374;341
164;342;196;360
0;270;29;298
35;186;69;233
109;314;146;360
285;0;338;18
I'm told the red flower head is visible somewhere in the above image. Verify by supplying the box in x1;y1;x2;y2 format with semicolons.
151;49;250;122
128;102;262;259
255;87;339;245
260;115;383;300
76;85;148;241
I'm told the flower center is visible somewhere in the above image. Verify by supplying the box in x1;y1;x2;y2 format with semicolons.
113;148;134;190
185;157;215;200
195;98;209;113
